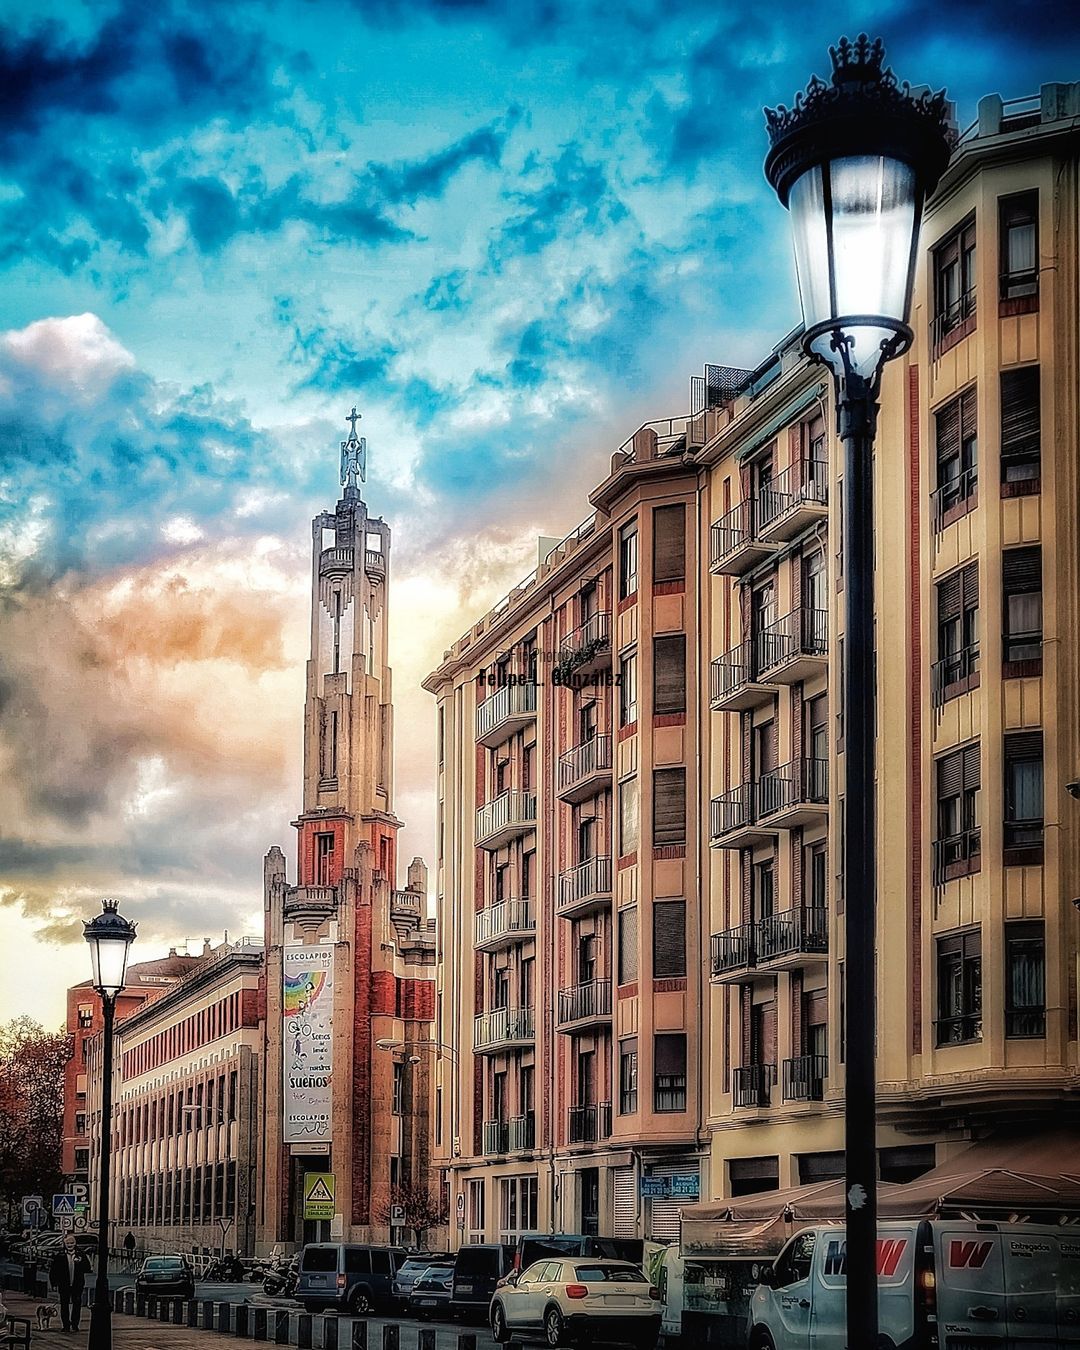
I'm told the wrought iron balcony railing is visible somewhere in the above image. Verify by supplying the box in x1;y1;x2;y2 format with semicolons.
756;457;828;537
757;905;829;961
476;790;537;849
782;1054;827;1102
474;1006;535;1051
732;1063;776;1109
568;1101;612;1144
474;898;535;950
755;607;828;678
482;1119;509;1156
557;979;613;1028
476;679;537;744
558;733;613;798
557;855;612;915
758;758;829;819
508;1112;536;1152
710;923;756;976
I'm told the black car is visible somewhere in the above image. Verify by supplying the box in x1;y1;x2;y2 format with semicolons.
450;1243;515;1319
408;1262;455;1320
136;1255;195;1299
392;1254;454;1307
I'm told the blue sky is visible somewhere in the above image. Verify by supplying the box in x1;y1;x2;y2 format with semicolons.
1;0;1077;1022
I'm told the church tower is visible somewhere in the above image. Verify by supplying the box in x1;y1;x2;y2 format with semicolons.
260;412;436;1250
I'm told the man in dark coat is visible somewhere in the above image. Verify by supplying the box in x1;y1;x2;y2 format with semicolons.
48;1233;92;1332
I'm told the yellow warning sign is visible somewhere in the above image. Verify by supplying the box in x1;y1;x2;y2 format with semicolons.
303;1172;335;1220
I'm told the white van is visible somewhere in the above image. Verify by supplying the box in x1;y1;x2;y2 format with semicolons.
748;1220;1080;1348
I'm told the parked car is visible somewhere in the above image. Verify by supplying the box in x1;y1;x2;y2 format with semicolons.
392;1254;454;1308
294;1243;407;1315
512;1233;646;1275
450;1242;515;1319
136;1255;196;1299
408;1262;456;1320
490;1257;660;1348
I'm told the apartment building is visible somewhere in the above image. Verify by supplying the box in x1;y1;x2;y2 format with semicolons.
430;80;1080;1231
84;940;263;1255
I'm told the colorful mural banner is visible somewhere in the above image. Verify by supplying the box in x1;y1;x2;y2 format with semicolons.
283;944;334;1143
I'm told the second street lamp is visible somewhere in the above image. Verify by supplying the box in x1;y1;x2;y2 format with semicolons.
764;35;952;1346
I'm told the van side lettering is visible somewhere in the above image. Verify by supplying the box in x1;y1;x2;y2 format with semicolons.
821;1237;908;1277
949;1240;993;1269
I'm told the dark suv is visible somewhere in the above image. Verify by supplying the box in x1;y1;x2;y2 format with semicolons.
513;1233;645;1274
295;1243;407;1315
451;1243;515;1319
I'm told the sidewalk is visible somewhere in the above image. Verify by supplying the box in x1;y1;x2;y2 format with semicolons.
2;1292;220;1350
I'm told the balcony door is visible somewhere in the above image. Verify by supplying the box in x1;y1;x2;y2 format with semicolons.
577;932;597;985
492;1070;508;1125
802;550;827;649
751;999;777;1069
752;860;776;924
579;700;597;745
577;1049;596;1109
492;967;510;1011
751;579;777;670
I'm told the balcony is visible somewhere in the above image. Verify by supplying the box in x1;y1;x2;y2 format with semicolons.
557;856;612;920
476;680;537;747
319;545;354;578
482;1120;509;1156
709;785;777;850
758;759;829;830
474;898;535;952
568;1101;612;1145
476;790;537;850
710;645;777;713
755;608;828;685
474;1007;535;1054
932;466;978;533
558;734;613;803
782;1054;827;1102
710;907;828;983
557;979;612;1032
933;828;981;885
709;500;776;577
365;549;386;577
709;923;755;982
559;612;611;678
508;1112;536;1152
391;887;423;923
756;458;828;544
732;1063;776;1109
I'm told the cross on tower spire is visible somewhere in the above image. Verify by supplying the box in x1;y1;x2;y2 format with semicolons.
340;405;367;493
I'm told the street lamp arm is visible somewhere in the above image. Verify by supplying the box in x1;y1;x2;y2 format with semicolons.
374;1037;459;1063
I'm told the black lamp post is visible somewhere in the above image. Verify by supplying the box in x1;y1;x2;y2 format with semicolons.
84;899;137;1350
763;36;952;1345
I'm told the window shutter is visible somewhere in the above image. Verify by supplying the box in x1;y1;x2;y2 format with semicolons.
653;635;686;715
652;900;686;978
653;504;686;583
937;748;963;797
938;572;961;623
805;990;828;1027
1000;367;1040;461
961;560;979;610
962;742;980;791
936;398;960;467
1003;546;1041;592
618;906;638;985
653;768;686;846
1005;730;1043;761
654;1033;686;1077
960;387;978;443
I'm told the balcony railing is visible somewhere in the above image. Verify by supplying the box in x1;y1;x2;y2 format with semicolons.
933;828;981;884
482;1119;509;1156
476;790;537;849
710;923;755;977
558;856;612;916
568;1101;612;1144
758;906;829;962
755;607;828;679
709;500;775;575
710;644;776;712
710;784;758;839
759;758;829;821
365;549;386;575
560;611;611;663
476;679;537;745
932;466;978;531
782;1054;827;1102
757;458;828;540
474;1007;535;1051
932;643;980;705
558;733;613;800
474;898;535;950
508;1112;536;1152
319;545;354;577
931;286;977;350
557;979;612;1028
732;1063;776;1108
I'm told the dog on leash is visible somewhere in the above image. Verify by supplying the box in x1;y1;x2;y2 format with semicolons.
36;1304;60;1330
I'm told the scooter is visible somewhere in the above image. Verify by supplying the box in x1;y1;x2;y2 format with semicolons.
262;1256;298;1298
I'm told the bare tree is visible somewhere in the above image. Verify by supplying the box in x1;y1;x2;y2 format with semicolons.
0;1017;70;1225
374;1182;449;1249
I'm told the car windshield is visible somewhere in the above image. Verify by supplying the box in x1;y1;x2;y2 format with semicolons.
573;1263;645;1283
301;1248;337;1272
145;1259;183;1271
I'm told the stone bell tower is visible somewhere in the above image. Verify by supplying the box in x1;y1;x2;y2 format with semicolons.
260;410;436;1250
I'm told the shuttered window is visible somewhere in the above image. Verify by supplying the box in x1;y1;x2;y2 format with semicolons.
936;928;982;1045
617;906;638;985
1005;921;1046;1038
1000;366;1040;485
652;767;686;847
653;635;686;715
619;777;639;856
619;650;638;725
935;561;979;700
934;742;980;881
652;900;686;978
654;1034;686;1112
1004;730;1044;860
1003;546;1042;666
653;504;686;583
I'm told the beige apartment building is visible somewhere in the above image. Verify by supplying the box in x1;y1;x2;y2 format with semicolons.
428;81;1080;1235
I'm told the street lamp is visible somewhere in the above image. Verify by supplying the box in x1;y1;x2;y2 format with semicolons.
763;35;952;1346
83;898;136;1350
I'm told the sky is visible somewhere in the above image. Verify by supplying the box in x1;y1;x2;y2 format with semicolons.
1;0;1077;1029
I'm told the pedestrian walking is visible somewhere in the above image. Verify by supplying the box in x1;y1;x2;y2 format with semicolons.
48;1233;91;1333
123;1230;137;1272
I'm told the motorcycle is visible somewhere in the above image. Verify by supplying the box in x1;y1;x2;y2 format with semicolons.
262;1256;298;1298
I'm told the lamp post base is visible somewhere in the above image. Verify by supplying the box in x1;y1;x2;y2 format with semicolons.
88;1283;112;1350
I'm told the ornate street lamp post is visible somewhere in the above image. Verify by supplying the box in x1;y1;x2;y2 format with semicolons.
84;899;137;1350
764;36;952;1344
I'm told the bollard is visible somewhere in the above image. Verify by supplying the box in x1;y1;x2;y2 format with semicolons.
323;1316;338;1350
159;1297;171;1323
202;1300;216;1330
124;1289;135;1316
381;1328;399;1350
186;1300;198;1327
456;1334;477;1350
173;1298;186;1324
418;1330;436;1350
253;1306;268;1341
234;1303;250;1338
274;1311;291;1344
136;1293;147;1318
297;1313;313;1350
147;1297;158;1320
349;1320;367;1350
217;1302;233;1334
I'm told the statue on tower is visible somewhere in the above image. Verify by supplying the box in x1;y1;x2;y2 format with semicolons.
340;406;367;492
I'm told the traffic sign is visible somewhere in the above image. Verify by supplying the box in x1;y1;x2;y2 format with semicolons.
303;1172;335;1221
390;1204;405;1224
58;1216;74;1232
73;1216;88;1232
53;1194;77;1217
21;1196;44;1226
71;1183;89;1203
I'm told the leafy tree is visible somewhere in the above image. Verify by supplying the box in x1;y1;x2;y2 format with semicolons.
0;1017;70;1228
374;1182;449;1249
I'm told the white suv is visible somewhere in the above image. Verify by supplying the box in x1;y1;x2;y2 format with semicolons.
490;1256;660;1348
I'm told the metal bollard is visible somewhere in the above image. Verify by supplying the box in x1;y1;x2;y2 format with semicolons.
297;1312;313;1350
253;1307;268;1341
418;1330;436;1350
136;1294;147;1318
234;1303;250;1338
202;1299;216;1330
349;1321;367;1350
217;1302;233;1333
323;1316;339;1350
456;1334;477;1350
173;1298;186;1324
381;1328;399;1350
159;1298;171;1323
124;1289;135;1316
275;1311;291;1344
186;1300;198;1327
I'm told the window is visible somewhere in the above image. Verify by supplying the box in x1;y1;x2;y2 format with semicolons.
578;700;597;744
467;1178;485;1243
522;850;534;901
652;900;686;978
1005;921;1046;1038
437;705;445;768
653;635;686;716
617;906;638;985
577;932;597;985
654;1033;687;1112
934;742;980;882
999;191;1038;301
392;1061;404;1115
1004;731;1044;862
619;1038;638;1114
619;523;638;600
492;967;510;1010
522;743;535;792
652;504;686;584
619;778;639;856
934;386;978;526
499;1176;539;1242
75;1111;86;1136
936;928;982;1045
652;767;686;848
315;831;336;886
494;863;508;904
999;365;1041;494
752;861;775;923
1002;546;1042;671
619;651;638;726
805;842;827;911
775;1232;816;1287
519;956;534;1009
577;812;596;863
934;561;979;702
933;214;976;345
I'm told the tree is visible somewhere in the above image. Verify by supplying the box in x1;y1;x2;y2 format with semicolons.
374;1182;449;1250
0;1017;69;1227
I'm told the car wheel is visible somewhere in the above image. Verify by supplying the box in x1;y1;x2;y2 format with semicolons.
491;1302;512;1345
544;1305;567;1347
348;1288;372;1316
750;1332;776;1350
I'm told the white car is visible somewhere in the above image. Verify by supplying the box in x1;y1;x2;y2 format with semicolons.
490;1256;661;1348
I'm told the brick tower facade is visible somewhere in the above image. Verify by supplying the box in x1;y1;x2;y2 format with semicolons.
260;413;435;1251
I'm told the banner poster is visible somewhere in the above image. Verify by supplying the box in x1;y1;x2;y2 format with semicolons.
283;944;334;1143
